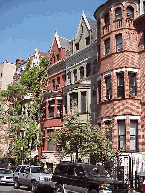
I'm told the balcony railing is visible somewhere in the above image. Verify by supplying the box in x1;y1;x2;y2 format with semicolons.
114;18;123;29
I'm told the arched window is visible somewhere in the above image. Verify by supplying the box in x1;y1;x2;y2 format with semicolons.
104;12;110;24
127;6;134;18
115;7;122;19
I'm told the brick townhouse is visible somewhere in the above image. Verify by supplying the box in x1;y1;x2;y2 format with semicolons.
39;30;70;169
94;0;145;184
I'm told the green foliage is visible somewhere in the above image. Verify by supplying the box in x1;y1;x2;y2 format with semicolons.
0;56;50;163
48;112;120;166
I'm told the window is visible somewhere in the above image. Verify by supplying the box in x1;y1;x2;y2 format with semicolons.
86;63;91;77
115;7;122;20
130;120;138;151
105;121;112;148
57;106;62;118
52;79;55;90
106;76;112;100
98;80;101;103
129;73;136;96
81;92;86;113
47;140;53;151
98;45;101;60
116;34;123;52
86;36;90;46
105;39;110;55
81;24;83;34
57;54;59;61
118;120;126;151
105;12;110;24
75;43;79;51
127;6;134;18
117;73;124;98
56;77;60;89
70;92;78;112
73;69;77;82
80;66;84;79
57;100;62;118
47;131;53;151
48;100;55;118
67;72;71;84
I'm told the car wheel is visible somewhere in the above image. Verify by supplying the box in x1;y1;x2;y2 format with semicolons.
90;189;98;193
55;184;64;193
14;180;20;189
31;181;38;193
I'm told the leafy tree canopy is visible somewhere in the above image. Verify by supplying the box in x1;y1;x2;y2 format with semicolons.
48;112;120;172
0;55;50;163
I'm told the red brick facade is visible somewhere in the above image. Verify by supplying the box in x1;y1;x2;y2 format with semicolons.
94;0;145;153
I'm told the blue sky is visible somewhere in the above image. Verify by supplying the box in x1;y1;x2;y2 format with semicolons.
0;0;107;64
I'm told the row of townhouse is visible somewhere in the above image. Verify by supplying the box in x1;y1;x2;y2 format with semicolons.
38;0;145;186
2;0;144;187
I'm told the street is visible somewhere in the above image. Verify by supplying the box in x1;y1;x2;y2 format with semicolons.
0;184;52;193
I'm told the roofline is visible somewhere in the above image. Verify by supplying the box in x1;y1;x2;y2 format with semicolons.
133;13;145;21
94;0;111;19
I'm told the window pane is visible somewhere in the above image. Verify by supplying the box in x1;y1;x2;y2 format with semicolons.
115;8;122;19
119;136;126;149
81;92;86;113
105;39;110;55
127;7;134;17
116;35;123;52
118;73;124;86
47;140;53;151
70;93;78;112
129;73;136;86
86;63;91;77
130;137;136;151
106;76;112;100
129;73;136;96
80;67;84;79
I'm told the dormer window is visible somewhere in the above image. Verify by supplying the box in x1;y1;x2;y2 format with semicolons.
86;36;90;46
115;7;122;20
127;6;134;18
81;24;83;34
105;12;110;24
75;43;79;51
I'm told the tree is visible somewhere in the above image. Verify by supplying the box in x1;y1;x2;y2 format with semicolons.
48;112;120;172
0;56;51;164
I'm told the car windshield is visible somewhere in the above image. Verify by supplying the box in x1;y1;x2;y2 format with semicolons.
0;169;5;174
84;165;109;177
31;167;51;174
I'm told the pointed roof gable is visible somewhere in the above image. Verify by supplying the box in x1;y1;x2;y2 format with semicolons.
50;30;70;53
75;9;97;38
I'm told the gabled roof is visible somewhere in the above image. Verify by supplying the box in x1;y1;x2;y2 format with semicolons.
50;30;71;53
86;17;97;29
75;9;97;38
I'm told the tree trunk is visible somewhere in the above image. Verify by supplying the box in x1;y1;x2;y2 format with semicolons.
76;146;78;162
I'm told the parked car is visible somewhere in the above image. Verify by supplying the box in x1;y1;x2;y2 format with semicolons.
13;165;53;192
51;162;128;193
0;168;14;184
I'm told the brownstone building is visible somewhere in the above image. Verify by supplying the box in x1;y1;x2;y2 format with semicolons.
94;0;145;184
